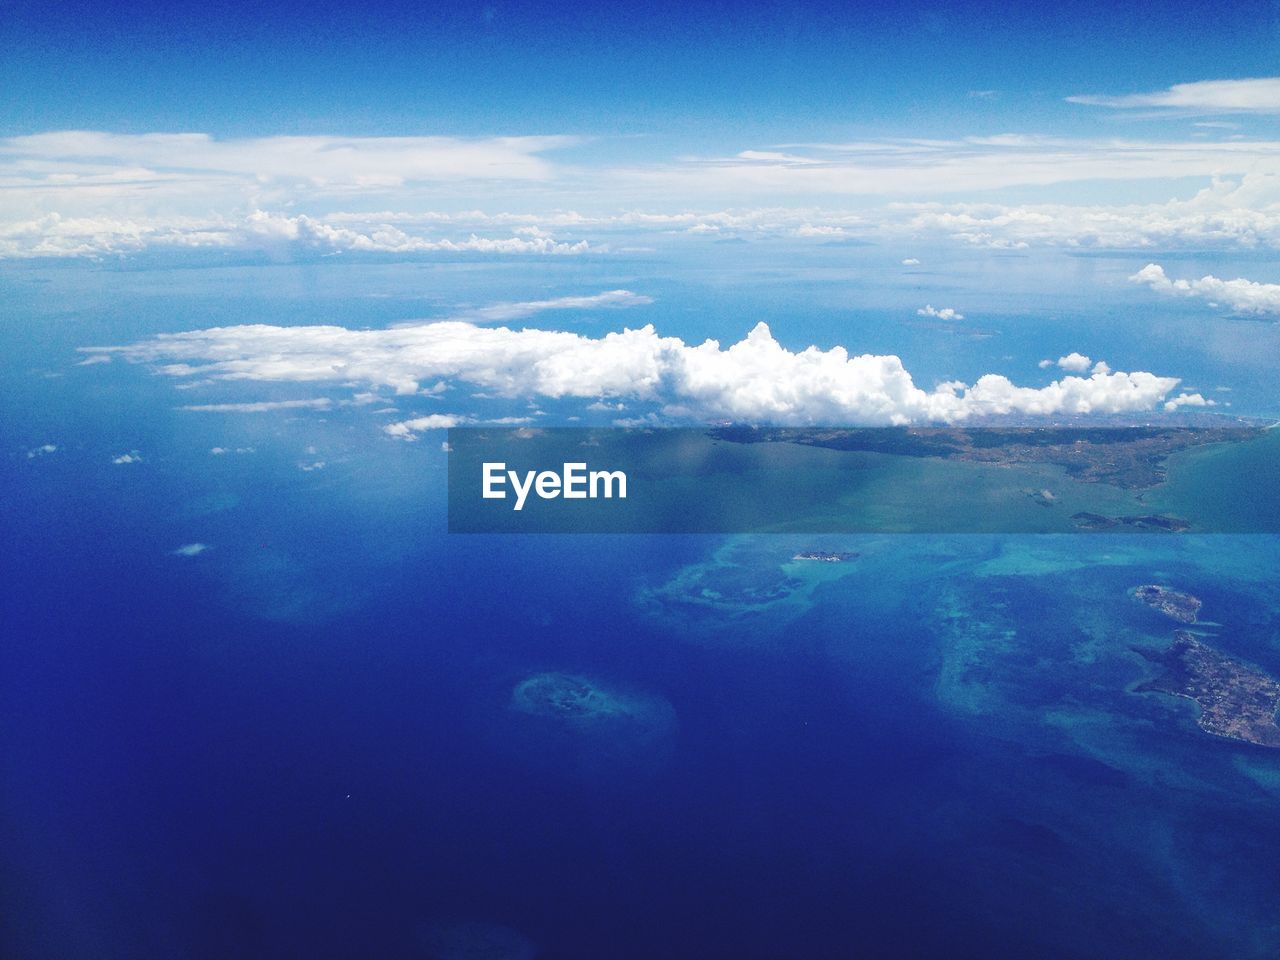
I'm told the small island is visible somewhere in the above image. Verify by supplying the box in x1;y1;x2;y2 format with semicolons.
1133;632;1280;748
1071;512;1190;533
509;672;678;755
1025;488;1057;507
791;551;859;563
1130;584;1202;623
512;672;626;722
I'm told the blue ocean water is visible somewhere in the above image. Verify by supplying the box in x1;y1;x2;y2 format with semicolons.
3;254;1280;959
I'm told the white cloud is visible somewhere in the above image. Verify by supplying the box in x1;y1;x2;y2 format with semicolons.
75;354;112;366
1164;392;1215;412
26;443;57;458
172;543;209;557
111;450;142;464
383;413;465;439
917;304;964;321
178;398;333;413
901;258;920;265
629;136;1280;199
1129;263;1280;315
1068;77;1280;114
210;446;255;454
467;290;652;322
95;319;1184;427
1055;353;1092;373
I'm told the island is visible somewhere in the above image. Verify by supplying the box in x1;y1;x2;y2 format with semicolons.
1130;584;1202;623
1133;632;1280;748
1071;512;1190;533
791;551;859;562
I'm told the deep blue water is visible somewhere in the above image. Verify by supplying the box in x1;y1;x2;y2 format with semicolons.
4;255;1280;959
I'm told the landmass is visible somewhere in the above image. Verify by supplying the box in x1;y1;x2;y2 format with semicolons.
1133;632;1280;748
1071;512;1190;533
1130;584;1202;623
710;424;1262;490
791;551;859;562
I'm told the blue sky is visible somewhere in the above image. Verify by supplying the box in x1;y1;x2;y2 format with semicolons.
3;0;1278;140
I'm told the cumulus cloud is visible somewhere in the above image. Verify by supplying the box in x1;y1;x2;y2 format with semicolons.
91;319;1185;427
210;446;255;454
1129;263;1280;316
901;258;920;265
1164;393;1215;412
172;543;209;557
26;443;57;458
1054;353;1092;373
1067;77;1280;114
917;304;964;321
111;450;142;464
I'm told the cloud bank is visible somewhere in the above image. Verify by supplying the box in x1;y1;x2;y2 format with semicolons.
1130;263;1280;316
895;173;1280;250
5;128;1280;257
0;210;590;259
91;320;1187;426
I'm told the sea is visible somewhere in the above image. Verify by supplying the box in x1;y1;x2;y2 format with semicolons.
3;247;1280;959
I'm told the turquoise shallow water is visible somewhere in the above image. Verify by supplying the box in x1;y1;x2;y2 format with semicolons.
1147;426;1280;533
637;533;1280;957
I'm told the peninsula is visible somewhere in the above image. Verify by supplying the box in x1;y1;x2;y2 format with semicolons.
711;424;1262;490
